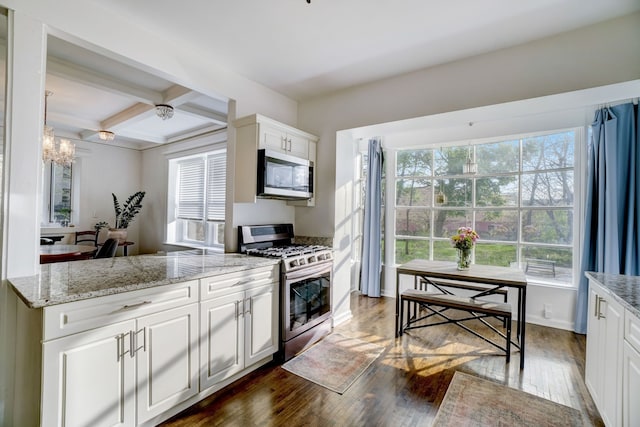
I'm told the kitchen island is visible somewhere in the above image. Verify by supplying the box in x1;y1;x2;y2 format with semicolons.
10;249;279;308
6;250;281;427
584;272;640;427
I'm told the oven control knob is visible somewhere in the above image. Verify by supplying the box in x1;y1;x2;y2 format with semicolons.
299;258;306;265
290;259;299;268
309;255;316;263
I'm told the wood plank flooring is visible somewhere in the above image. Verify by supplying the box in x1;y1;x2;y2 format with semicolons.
161;293;603;426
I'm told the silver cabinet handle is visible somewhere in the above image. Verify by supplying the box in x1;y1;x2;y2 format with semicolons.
245;298;252;315
597;296;606;319
116;332;132;360
594;294;599;317
129;330;136;358
130;328;146;357
122;300;152;310
116;334;122;361
233;278;255;286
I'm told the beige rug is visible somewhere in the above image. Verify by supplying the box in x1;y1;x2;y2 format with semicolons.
281;333;385;394
433;371;584;426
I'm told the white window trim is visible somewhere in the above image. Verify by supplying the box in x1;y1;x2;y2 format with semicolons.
384;127;583;289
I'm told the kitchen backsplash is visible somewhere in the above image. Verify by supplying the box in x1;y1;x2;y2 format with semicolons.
294;235;333;247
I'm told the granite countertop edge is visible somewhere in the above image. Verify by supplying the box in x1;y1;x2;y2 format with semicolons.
585;271;640;319
8;252;281;309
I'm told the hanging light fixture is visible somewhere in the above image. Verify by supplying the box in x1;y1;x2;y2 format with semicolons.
463;145;477;175
42;91;75;166
98;130;115;141
155;104;174;120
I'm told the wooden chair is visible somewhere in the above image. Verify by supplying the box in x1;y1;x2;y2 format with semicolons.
94;238;119;259
75;230;98;246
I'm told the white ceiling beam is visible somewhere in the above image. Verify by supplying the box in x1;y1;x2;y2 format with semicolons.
113;128;168;145
48;112;100;132
167;124;227;143
175;104;227;125
47;57;164;105
162;85;200;106
101;103;156;130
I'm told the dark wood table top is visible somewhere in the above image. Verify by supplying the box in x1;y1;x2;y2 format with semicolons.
40;244;97;264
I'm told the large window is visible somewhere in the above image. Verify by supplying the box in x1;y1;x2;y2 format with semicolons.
41;161;73;226
167;148;226;249
394;130;576;285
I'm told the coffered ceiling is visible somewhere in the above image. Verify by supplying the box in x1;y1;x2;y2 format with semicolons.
45;36;229;150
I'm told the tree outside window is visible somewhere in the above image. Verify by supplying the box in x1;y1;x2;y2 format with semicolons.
392;130;575;285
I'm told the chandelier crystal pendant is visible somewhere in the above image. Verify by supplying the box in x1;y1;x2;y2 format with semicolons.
42;91;75;166
155;104;174;120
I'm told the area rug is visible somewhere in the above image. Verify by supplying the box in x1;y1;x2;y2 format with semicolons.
432;371;584;426
281;333;385;394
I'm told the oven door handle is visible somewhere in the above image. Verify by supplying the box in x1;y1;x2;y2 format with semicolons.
285;261;332;281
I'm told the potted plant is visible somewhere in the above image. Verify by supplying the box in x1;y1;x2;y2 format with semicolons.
107;191;146;243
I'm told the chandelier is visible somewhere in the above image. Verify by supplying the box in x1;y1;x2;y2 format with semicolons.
42;91;75;166
98;130;115;141
155;104;174;120
463;146;477;175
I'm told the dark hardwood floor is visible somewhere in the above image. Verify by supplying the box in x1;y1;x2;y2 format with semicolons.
161;293;603;426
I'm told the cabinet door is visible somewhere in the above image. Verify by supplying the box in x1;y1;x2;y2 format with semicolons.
261;124;287;152
287;133;309;158
601;296;623;427
585;283;602;405
200;291;245;389
136;304;199;424
42;320;136;427
245;283;279;366
623;340;640;427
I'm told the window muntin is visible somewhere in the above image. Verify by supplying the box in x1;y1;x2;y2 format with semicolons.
393;130;576;285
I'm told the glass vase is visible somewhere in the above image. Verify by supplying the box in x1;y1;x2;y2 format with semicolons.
457;248;471;270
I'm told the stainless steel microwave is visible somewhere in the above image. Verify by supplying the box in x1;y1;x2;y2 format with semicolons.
257;149;313;200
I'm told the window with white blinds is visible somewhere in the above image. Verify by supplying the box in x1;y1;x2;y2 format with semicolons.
169;147;226;249
177;152;226;221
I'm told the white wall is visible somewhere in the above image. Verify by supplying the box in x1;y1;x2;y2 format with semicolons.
298;13;640;327
73;140;143;253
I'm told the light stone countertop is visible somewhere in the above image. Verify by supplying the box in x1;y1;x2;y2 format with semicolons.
8;250;280;309
585;271;640;319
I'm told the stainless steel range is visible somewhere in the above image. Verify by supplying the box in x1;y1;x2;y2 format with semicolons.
238;224;333;361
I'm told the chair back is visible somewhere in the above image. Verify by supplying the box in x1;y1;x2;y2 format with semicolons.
75;230;98;246
95;238;119;259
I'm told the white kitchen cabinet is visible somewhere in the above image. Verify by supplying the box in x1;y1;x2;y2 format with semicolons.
136;304;199;424
200;290;245;387
199;280;278;391
41;281;199;427
622;341;640;427
585;279;624;427
245;283;279;364
42;320;136;427
261;122;309;158
234;113;318;204
623;309;640;427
